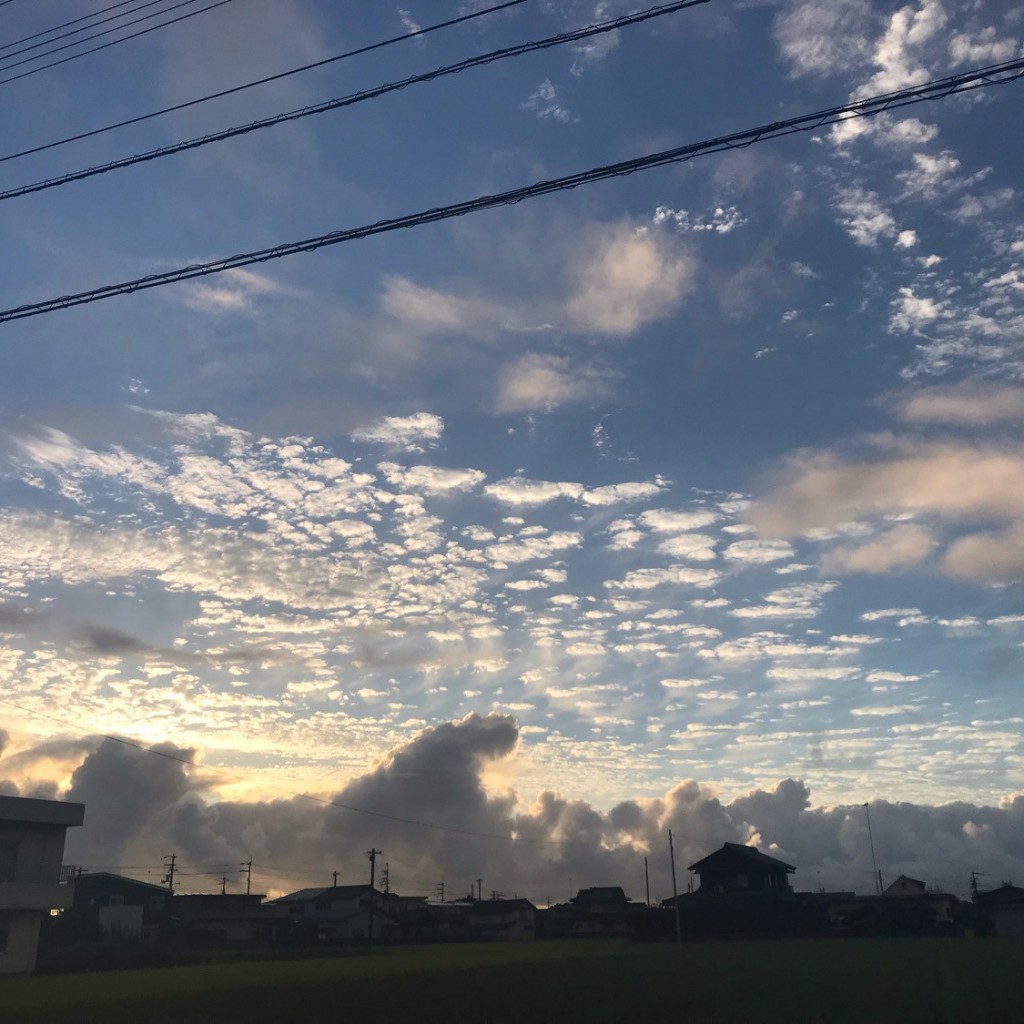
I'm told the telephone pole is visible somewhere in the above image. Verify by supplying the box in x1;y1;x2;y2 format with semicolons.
475;878;482;903
668;830;681;945
381;862;390;896
162;853;177;894
220;874;227;896
863;803;881;895
434;880;445;904
241;859;252;896
644;856;651;908
366;849;382;950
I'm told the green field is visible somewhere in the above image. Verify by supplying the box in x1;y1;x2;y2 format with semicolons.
2;939;1022;1023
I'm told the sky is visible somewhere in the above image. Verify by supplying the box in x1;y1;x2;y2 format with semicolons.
0;0;1023;904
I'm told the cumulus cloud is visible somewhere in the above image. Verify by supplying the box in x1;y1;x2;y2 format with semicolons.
496;354;616;413
379;277;504;334
351;412;445;451
19;718;1024;901
822;524;935;574
566;224;695;336
892;384;1024;426
749;439;1024;581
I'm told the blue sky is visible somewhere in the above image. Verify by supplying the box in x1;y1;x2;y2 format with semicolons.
1;0;1023;899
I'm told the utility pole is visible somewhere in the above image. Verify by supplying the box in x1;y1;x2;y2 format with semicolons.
366;849;382;950
475;878;482;903
434;880;445;904
381;862;390;896
644;856;651;908
863;803;881;895
162;853;177;894
668;830;681;945
333;870;338;888
221;874;227;896
241;859;252;896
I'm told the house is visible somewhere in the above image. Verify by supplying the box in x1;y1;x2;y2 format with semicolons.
466;898;536;941
816;880;960;938
972;883;1024;938
69;872;172;942
884;874;926;896
174;892;266;945
687;842;795;895
0;794;85;973
539;887;647;939
263;885;399;944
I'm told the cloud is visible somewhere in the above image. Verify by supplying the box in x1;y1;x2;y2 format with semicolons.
181;269;288;315
822;524;935;574
566;224;695;336
378;277;505;334
496;354;616;413
521;80;573;123
834;187;898;247
484;478;584;507
749;440;1024;581
892;384;1024;426
377;463;486;495
28;719;1024;901
773;0;876;78
350;413;445;451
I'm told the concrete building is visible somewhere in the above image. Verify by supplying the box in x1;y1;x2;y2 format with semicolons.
0;794;85;973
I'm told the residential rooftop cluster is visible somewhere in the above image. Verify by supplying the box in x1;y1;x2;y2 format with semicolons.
2;796;1021;974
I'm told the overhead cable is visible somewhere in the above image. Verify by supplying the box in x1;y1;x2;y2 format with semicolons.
0;0;177;60
0;0;709;203
0;0;528;166
2;57;1021;326
0;0;237;87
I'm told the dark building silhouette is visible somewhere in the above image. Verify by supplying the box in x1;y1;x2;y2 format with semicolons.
972;883;1024;937
68;872;171;942
688;842;795;895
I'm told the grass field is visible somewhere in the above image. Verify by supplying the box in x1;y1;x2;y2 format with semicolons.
2;938;1023;1023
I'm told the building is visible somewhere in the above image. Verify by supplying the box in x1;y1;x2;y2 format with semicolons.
687;842;795;895
0;794;85;973
174;892;266;945
263;885;399;944
466;898;536;941
973;883;1024;938
69;872;172;942
540;887;647;939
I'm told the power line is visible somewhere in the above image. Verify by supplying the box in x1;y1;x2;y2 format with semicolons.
0;0;528;167
0;0;237;87
0;0;178;60
2;56;1020;325
0;0;708;204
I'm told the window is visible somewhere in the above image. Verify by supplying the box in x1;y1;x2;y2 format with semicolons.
0;840;19;883
289;905;305;916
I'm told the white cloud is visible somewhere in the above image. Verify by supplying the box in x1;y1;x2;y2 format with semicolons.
521;79;573;123
379;277;503;333
723;539;795;565
484;478;584;507
639;508;719;532
604;566;721;591
351;412;444;451
377;463;485;494
566;224;695;336
893;384;1024;426
496;354;615;413
835;187;897;247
